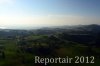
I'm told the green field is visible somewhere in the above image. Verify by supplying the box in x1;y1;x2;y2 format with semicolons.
0;36;100;66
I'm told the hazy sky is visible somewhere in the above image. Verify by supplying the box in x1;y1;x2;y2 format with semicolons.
0;0;100;29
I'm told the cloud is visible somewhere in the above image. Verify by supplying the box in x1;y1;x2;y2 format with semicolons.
0;15;100;28
0;0;15;4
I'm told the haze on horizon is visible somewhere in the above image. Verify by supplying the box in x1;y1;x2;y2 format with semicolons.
0;0;100;29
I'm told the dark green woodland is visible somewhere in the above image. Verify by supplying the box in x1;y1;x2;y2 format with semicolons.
0;24;100;66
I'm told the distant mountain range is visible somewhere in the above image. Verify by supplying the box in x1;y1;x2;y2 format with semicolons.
0;24;100;46
36;24;100;34
1;24;100;35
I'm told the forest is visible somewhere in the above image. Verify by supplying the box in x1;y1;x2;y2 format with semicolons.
0;24;100;66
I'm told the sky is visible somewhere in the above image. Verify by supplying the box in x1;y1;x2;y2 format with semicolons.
0;0;100;29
